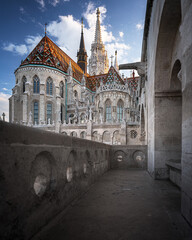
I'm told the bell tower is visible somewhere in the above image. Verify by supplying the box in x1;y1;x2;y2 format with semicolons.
77;18;87;74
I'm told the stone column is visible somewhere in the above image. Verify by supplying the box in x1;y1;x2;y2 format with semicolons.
11;95;14;123
40;84;45;123
22;94;28;123
120;121;127;145
86;120;92;140
55;86;61;133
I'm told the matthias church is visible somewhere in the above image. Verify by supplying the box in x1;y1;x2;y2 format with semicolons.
9;8;144;145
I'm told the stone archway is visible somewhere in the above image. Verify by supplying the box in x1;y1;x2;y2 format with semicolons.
148;0;182;179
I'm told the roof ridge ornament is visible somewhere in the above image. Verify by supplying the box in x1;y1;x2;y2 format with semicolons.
45;23;47;36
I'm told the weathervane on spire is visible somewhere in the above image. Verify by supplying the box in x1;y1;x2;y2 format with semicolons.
45;23;47;36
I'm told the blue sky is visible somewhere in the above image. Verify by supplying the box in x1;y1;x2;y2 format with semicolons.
0;0;147;120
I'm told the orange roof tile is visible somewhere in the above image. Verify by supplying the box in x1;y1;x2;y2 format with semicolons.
20;35;89;83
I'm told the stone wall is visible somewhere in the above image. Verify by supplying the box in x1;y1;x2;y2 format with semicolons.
110;145;147;169
0;121;110;240
144;0;192;226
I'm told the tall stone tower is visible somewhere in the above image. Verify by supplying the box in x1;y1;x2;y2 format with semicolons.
77;18;88;74
89;8;109;75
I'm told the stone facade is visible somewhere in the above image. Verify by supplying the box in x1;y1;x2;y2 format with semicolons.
119;0;192;227
9;9;144;146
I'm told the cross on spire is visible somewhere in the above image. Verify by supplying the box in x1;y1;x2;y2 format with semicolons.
45;23;47;36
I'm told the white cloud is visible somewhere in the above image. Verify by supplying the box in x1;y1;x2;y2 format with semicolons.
119;31;124;38
49;0;60;7
20;6;25;14
2;88;8;91
0;92;11;121
24;35;42;52
4;3;132;77
35;0;45;11
136;23;144;30
47;2;127;65
3;43;28;55
3;35;42;56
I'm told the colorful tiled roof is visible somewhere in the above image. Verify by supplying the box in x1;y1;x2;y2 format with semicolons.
19;35;134;92
20;35;89;83
87;66;124;91
126;76;139;91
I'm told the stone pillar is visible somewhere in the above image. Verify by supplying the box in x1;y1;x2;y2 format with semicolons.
120;121;127;145
112;106;116;122
40;84;45;123
55;86;61;133
22;94;28;123
86;120;92;140
12;95;14;123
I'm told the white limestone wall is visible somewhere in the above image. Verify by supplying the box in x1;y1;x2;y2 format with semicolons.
12;66;66;124
145;0;165;177
180;0;192;226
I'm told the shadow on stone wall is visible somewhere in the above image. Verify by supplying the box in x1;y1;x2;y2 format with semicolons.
0;121;146;239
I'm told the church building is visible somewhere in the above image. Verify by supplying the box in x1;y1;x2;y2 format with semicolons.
9;8;143;145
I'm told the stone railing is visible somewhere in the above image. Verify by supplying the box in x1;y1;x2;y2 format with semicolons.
0;121;110;240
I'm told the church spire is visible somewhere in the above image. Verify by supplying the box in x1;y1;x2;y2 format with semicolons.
94;8;102;44
114;50;119;72
77;17;87;74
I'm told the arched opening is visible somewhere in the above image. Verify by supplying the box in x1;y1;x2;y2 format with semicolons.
60;104;64;123
46;102;53;124
117;99;124;122
74;90;78;99
113;130;120;145
151;0;182;180
34;101;39;124
80;131;86;139
46;77;53;95
70;131;77;137
22;76;27;93
60;81;64;98
31;151;56;197
105;99;111;122
92;131;98;141
80;113;86;124
102;131;111;144
33;75;40;94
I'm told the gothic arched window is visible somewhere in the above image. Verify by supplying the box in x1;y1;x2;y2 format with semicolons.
60;81;64;98
117;99;124;122
47;103;52;123
34;101;39;124
46;77;53;95
33;75;40;93
74;90;78;99
60;104;64;122
105;99;111;122
22;76;27;93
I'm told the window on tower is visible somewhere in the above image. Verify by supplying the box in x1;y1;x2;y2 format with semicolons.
105;99;111;122
60;81;64;98
33;75;40;93
46;77;53;95
34;101;39;124
117;99;124;122
47;103;52;124
22;76;27;93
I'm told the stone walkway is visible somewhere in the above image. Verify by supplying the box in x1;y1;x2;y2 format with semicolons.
33;170;192;240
